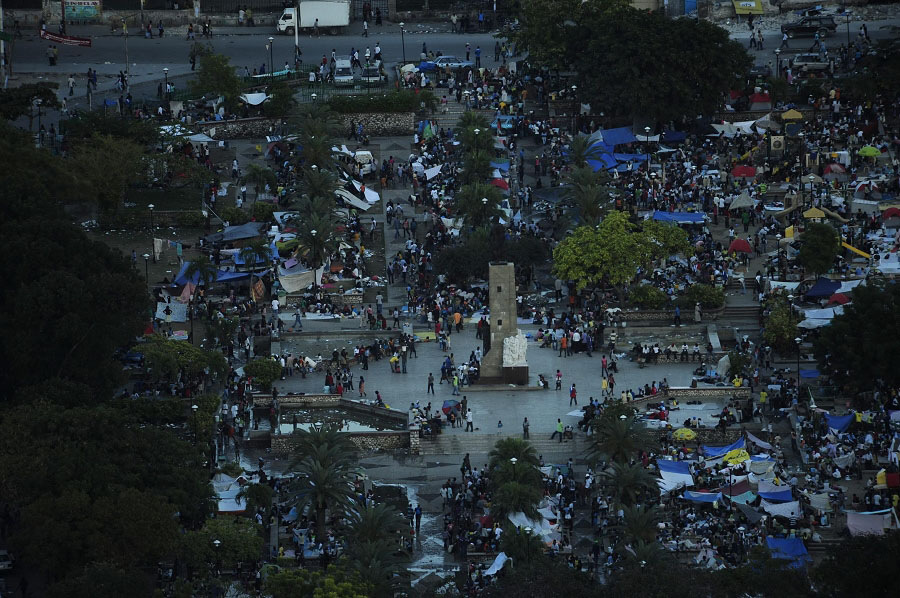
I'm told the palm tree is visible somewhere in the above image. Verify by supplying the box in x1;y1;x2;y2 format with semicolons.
456;112;490;131
490;481;542;522
567;135;603;168
298;166;339;201
458;125;494;153
183;256;218;344
500;527;545;566
347;503;406;543
238;237;271;297
299;134;335;168
570;183;611;227
345;538;408;598
461;148;494;184
492;460;543;489
296;195;339;222
618;505;660;544
240;163;277;201
293;213;338;272
290;425;357;468
489;438;540;470
455;182;503;226
290;102;343;140
589;415;648;465
291;457;355;536
601;462;659;508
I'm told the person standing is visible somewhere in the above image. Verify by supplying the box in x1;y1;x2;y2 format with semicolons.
674;305;681;326
694;302;702;323
362;19;368;37
569;383;578;406
465;409;474;432
550;418;563;442
555;369;562;390
67;74;75;96
358;376;366;397
522;417;530;439
474;45;481;68
427;372;435;394
452;373;460;396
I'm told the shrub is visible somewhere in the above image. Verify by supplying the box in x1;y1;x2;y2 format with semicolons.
251;201;276;222
676;284;725;309
220;206;249;225
176;211;205;228
245;358;282;390
628;285;668;310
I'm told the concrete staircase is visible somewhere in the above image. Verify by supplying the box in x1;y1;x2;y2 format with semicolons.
430;103;496;134
421;431;590;456
721;305;760;320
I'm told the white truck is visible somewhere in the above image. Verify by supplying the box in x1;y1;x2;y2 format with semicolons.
276;2;351;35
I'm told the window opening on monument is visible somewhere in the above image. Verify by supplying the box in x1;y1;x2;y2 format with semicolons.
497;319;502;326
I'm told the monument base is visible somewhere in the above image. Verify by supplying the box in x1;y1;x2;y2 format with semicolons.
503;366;529;386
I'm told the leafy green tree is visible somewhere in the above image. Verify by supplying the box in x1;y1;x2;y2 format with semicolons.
191;53;243;108
618;505;660;544
0;82;61;130
68;134;145;214
300;133;337;168
642;220;692;263
241;163;278;200
461;148;494;184
675;283;726;309
499;527;546;566
489;437;540;470
45;563;151;598
553;213;648;299
291;459;356;536
814;282;900;394
762;297;799;356
799;222;840;276
179;517;265;575
567;136;605;168
432;232;491;284
245;357;283;390
264;79;297;119
456;111;490;131
813;531;900;597
343;541;408;598
627;284;668;309
141;334;228;381
238;482;274;517
266;566;370;598
63;111;160;145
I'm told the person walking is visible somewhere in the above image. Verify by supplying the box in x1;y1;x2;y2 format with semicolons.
465;409;474;432
569;383;578;406
555;369;562;390
550;418;563;442
522;417;530;439
362;19;368;37
674;305;681;326
452;373;460;396
427;372;435;395
358;376;366;397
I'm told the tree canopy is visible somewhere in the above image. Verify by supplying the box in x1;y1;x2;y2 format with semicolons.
506;2;750;120
799;222;840;276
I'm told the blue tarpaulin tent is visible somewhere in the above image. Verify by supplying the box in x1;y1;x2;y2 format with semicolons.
490;160;510;171
826;413;854;433
683;491;722;503
759;488;794;502
800;369;820;378
175;262;253;286
653;211;705;224
806;278;841;297
658;460;692;475
766;537;811;569
703;437;746;459
662;130;687;143
598;127;637;148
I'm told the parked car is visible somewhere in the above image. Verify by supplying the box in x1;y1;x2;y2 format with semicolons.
360;60;385;85
333;57;355;86
781;15;837;38
747;64;772;78
0;550;13;573
791;53;831;72
432;56;474;69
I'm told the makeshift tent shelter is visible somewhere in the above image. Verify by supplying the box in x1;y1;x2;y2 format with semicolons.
749;92;771;110
827;293;850;305
657;460;695;492
334;188;371;212
802;207;826;220
729;191;755;210
737;503;764;523
825;412;853;433
652;211;705;224
240;92;269;106
174;263;253;286
204;222;266;244
847;510;896;536
758;488;793;502
766;537;811;569
805;278;841;298
728;239;753;254
703;438;746;459
484;552;509;576
731;165;757;178
683;491;722;503
781;109;803;121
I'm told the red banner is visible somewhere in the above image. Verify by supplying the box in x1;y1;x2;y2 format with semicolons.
40;29;92;47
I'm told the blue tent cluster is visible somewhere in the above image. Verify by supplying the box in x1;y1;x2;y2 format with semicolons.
584;126;684;173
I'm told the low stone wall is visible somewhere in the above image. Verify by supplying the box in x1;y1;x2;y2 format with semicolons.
252;393;340;408
198;118;281;140
271;430;409;454
618;307;724;323
338;112;415;137
667;386;752;401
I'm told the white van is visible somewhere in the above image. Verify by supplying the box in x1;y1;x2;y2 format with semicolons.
334;57;354;86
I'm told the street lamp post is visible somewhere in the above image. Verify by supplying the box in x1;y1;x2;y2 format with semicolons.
148;203;156;262
366;58;370;96
192;403;199;445
482;197;489;223
122;18;130;79
774;48;781;78
268;36;275;77
143;253;150;289
571;85;577;133
212;538;221;577
163;67;169;99
399;23;407;64
644;126;651;173
794;336;802;395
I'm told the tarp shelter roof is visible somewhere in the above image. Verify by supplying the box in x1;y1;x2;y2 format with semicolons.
174;262;253;286
683;491;722;504
730;191;755;209
652;211;705;224
703;437;746;459
350;179;380;204
782;109;804;120
803;207;826;219
766;537;811;568
240;92;269;106
738;503;764;523
662;130;687;143
759;488;794;502
189;133;215;143
805;278;841;298
596;126;637;149
657;459;695;492
204;222;266;244
335;188;371;212
825;412;853;433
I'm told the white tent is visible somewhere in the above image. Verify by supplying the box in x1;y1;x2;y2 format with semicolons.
335;188;371;212
240;92;269;106
350;179;380;204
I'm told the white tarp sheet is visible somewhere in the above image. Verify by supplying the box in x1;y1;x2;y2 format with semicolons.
351;179;380;204
335;188;371;212
484;552;509;576
847;510;893;536
240;92;269;105
155;301;188;322
761;499;800;518
425;164;443;180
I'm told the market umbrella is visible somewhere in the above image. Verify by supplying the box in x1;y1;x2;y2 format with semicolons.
723;449;751;465
673;428;697;441
490;178;510;190
827;293;850;305
731;165;756;178
728;238;753;254
781;108;803;121
883;207;900;220
858;145;881;158
442;399;460;415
